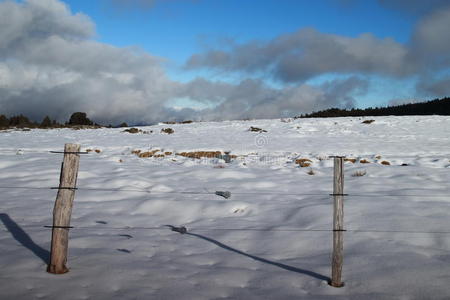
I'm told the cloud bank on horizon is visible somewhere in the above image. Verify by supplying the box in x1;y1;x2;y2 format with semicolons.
0;0;449;125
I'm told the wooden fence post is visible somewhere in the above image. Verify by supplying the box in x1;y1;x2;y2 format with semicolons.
47;144;81;274
330;156;345;287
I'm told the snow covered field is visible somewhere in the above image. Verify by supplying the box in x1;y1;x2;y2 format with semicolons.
1;116;450;299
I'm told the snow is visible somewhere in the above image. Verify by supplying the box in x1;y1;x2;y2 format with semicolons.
1;116;450;299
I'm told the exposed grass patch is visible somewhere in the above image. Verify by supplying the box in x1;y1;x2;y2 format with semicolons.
360;159;370;164
163;120;193;124
137;149;160;158
123;128;152;134
176;151;221;159
362;119;375;124
161;128;174;134
123;128;141;134
380;160;391;165
295;158;312;167
85;148;101;153
344;158;357;163
249;126;267;133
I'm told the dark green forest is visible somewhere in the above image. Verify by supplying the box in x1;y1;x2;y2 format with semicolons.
298;97;450;118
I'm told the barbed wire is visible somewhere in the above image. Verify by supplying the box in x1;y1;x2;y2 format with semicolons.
5;222;450;235
0;185;447;198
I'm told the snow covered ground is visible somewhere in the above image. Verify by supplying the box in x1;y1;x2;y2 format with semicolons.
1;116;450;299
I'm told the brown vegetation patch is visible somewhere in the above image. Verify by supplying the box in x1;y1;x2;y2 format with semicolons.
176;151;221;159
359;159;370;164
137;149;160;158
94;149;101;153
375;155;381;159
295;158;312;167
362;119;375;124
380;160;390;165
344;158;356;163
131;150;141;155
164;152;173;155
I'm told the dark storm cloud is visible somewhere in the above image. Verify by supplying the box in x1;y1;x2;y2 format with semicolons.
186;28;410;83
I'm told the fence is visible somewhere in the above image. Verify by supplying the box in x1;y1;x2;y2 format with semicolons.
0;143;449;288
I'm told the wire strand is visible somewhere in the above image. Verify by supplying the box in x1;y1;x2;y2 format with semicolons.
0;186;448;198
5;223;450;234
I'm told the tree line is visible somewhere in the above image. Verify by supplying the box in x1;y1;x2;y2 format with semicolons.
2;97;449;129
297;97;450;118
0;112;115;129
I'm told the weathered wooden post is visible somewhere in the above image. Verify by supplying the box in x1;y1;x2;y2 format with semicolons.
330;156;345;287
47;144;81;274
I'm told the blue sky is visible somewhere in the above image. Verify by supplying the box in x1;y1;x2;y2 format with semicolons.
62;0;424;107
1;0;450;123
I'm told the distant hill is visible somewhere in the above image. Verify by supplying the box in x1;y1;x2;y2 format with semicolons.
298;97;450;118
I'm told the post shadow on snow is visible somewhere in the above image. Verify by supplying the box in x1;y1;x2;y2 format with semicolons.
0;213;49;264
166;225;329;282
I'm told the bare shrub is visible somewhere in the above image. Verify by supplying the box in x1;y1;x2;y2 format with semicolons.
360;159;370;164
249;126;267;133
161;128;174;134
380;160;390;165
123;128;141;134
